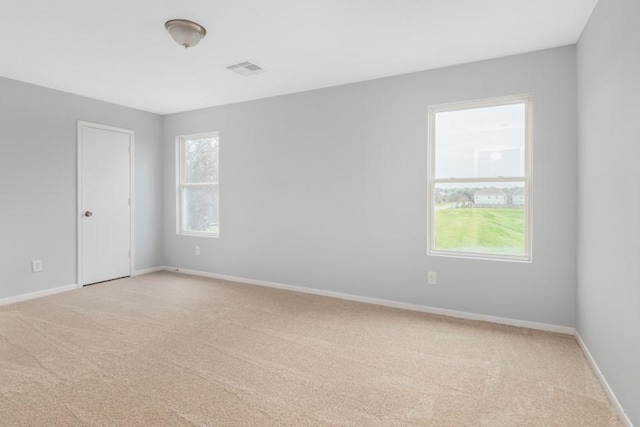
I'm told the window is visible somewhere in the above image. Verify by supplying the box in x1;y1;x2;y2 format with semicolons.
428;95;531;261
177;132;219;237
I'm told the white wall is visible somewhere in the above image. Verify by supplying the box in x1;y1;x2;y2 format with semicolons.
163;46;578;327
0;77;163;299
577;0;640;423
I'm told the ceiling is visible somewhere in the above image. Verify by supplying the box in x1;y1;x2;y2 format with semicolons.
0;0;597;115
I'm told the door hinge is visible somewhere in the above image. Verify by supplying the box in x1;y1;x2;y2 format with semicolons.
128;250;131;258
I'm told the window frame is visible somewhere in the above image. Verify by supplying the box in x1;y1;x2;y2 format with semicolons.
427;95;533;262
176;131;220;238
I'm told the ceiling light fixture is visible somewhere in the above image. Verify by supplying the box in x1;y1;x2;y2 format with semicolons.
165;19;207;49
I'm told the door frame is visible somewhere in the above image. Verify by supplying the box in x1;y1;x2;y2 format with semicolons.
77;121;135;287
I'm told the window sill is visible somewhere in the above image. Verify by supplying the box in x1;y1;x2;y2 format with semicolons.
178;232;219;239
428;250;531;263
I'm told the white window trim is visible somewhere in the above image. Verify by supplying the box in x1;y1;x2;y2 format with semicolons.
176;131;220;238
427;94;533;262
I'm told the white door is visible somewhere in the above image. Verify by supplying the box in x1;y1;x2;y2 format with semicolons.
79;122;133;286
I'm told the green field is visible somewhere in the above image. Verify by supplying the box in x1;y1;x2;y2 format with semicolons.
435;208;525;255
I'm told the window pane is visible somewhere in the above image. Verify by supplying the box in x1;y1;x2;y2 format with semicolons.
434;182;525;256
185;137;219;183
435;103;525;179
184;185;219;234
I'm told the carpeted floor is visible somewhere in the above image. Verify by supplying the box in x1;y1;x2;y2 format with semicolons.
0;272;621;426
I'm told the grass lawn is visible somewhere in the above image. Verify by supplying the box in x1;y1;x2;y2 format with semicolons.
435;208;525;255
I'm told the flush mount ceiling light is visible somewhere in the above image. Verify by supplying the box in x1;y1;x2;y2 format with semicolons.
165;19;207;48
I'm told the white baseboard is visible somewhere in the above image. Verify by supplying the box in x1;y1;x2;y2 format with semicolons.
0;283;79;307
575;333;633;427
133;266;168;276
150;266;575;335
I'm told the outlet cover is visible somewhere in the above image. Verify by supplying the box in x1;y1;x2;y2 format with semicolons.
427;271;437;285
32;260;43;272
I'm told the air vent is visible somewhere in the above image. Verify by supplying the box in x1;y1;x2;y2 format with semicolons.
226;61;265;76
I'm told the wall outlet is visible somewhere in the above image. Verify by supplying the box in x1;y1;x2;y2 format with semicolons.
32;260;43;272
195;246;200;256
427;271;437;285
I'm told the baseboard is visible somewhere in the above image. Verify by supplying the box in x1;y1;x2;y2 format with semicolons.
154;266;575;335
0;283;80;307
133;266;168;276
575;333;633;427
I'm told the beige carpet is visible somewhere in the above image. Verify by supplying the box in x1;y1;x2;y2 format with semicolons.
0;272;621;426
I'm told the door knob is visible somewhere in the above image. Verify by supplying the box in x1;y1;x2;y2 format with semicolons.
84;211;93;217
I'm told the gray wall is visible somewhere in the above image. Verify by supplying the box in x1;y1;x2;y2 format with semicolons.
577;0;640;423
3;14;636;420
163;46;578;327
0;77;163;298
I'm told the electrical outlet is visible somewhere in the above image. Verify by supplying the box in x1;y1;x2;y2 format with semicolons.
195;246;200;256
427;271;437;285
32;260;43;272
